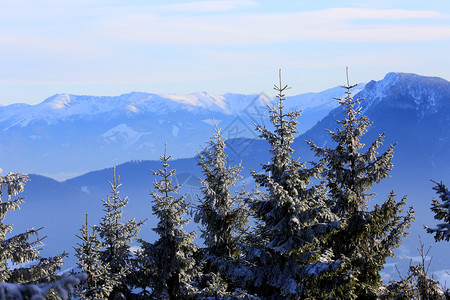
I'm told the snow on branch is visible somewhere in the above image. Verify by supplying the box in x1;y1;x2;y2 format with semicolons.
0;272;87;300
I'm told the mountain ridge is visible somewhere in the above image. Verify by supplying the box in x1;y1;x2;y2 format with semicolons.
0;85;358;179
0;85;359;128
359;72;450;116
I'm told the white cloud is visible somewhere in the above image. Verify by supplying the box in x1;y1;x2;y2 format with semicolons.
0;5;449;59
0;34;100;58
90;7;450;46
155;0;259;13
318;7;445;20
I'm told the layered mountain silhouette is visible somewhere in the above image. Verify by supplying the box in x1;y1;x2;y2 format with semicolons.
0;86;354;179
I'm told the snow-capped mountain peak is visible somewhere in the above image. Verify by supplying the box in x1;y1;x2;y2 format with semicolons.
160;92;228;113
42;94;72;110
358;72;450;117
0;87;351;129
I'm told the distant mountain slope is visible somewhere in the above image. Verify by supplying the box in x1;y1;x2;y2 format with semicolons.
298;72;450;174
0;86;357;180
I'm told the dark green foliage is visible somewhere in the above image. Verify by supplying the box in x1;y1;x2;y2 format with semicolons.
135;146;197;299
307;70;415;298
97;168;145;299
0;173;65;285
196;125;249;259
307;85;395;218
386;239;445;300
75;167;144;299
243;70;340;298
194;126;250;297
426;181;450;242
74;214;113;299
132;239;156;298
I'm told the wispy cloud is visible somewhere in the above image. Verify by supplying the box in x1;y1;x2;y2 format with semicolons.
90;7;450;47
0;34;99;58
154;0;259;13
321;7;445;19
1;4;448;57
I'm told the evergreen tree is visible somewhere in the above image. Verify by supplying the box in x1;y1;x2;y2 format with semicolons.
0;272;87;300
307;69;415;299
96;167;144;299
132;239;157;298
0;173;65;284
426;180;450;242
136;145;197;299
74;214;113;299
194;125;249;297
243;71;340;298
386;238;445;299
196;125;248;258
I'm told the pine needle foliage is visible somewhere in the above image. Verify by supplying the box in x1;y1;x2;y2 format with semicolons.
96;167;145;299
0;173;65;284
132;239;156;298
307;74;395;218
196;125;248;259
244;70;340;298
386;238;445;299
307;69;415;299
426;180;450;242
194;125;250;297
136;145;197;299
74;214;113;299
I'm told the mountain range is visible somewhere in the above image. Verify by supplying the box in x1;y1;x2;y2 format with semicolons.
0;85;363;180
2;72;450;283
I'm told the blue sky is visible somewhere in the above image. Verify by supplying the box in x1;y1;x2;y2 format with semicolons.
1;0;449;105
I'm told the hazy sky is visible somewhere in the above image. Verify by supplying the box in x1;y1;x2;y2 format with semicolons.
1;0;449;105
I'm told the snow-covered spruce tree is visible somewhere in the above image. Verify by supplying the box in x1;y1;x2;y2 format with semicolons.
135;146;197;299
0;272;87;300
194;125;250;297
132;238;156;298
74;214;114;299
426;180;450;242
96;167;145;299
196;125;248;259
307;70;415;299
386;238;445;299
242;71;340;298
0;173;66;285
